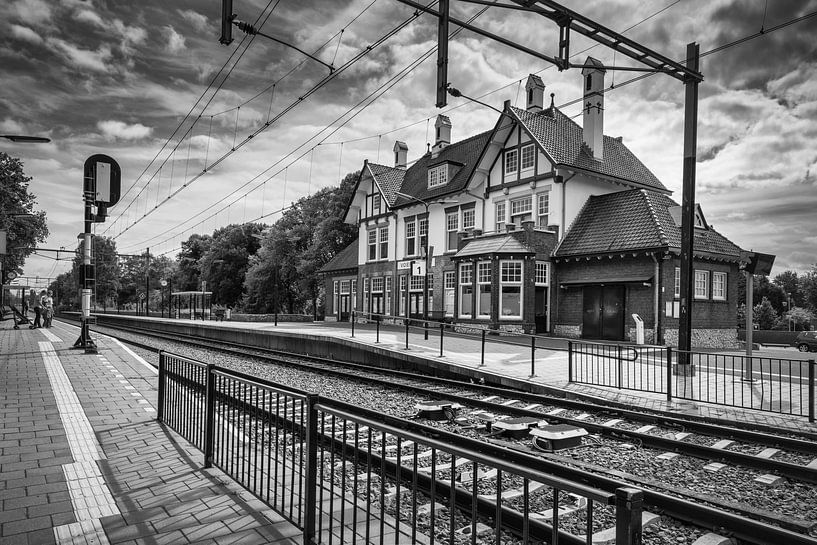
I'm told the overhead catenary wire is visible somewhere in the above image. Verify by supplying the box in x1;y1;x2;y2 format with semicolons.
103;0;283;236
123;5;488;255
113;2;441;243
122;3;816;256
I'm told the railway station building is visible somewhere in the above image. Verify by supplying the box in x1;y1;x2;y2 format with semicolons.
322;58;753;348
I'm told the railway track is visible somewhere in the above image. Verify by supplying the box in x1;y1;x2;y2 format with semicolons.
56;317;817;544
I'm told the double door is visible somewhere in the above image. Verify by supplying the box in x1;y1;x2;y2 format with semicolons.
582;285;625;341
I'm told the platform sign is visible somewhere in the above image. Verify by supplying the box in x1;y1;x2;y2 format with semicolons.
411;261;426;276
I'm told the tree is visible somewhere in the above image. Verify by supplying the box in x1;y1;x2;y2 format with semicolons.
200;224;264;307
753;275;787;314
800;265;817;313
774;270;801;308
92;237;122;309
753;297;780;330
243;171;358;315
0;153;49;275
784;307;815;331
50;270;78;310
175;234;212;291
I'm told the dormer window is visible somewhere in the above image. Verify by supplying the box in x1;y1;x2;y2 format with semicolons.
428;164;448;188
695;212;704;228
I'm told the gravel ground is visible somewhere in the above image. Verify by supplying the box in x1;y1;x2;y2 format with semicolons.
93;326;817;541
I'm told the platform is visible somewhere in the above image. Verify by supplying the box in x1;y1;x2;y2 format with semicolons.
0;320;302;545
89;314;817;434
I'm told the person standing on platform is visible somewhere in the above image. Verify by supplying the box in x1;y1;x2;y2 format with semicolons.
42;290;54;328
30;290;43;328
28;289;37;318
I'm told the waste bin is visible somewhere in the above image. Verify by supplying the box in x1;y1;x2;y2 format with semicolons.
631;313;644;345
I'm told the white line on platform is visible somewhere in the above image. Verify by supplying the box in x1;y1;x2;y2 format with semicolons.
39;327;62;343
39;341;118;544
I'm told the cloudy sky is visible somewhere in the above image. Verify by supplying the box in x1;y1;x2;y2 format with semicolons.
2;0;816;288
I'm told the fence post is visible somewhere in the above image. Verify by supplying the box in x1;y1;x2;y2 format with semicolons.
424;320;429;341
303;393;319;545
617;344;623;389
480;329;486;367
439;323;444;357
376;316;380;343
203;363;216;469
568;341;573;382
351;311;355;338
529;336;536;378
157;351;166;423
666;347;673;403
405;318;410;350
810;359;815;423
615;487;643;545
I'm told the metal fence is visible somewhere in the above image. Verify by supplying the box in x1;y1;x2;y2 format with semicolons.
568;341;816;421
158;351;644;544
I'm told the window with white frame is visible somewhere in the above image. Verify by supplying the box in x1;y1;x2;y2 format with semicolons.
504;149;518;177
495;201;506;232
537;192;550;227
351;279;357;311
419;217;428;254
368;230;377;261
694;270;709;299
510;197;532;225
500;260;523;318
405;218;416;256
399;275;406;316
427;273;434;312
462;207;475;230
371;276;385;314
444;271;456;317
363;277;369;313
428;165;447;188
333;280;338;296
410;275;425;291
446;211;459;251
535;261;549;285
385;276;392;314
459;263;473;318
340;280;350;294
674;267;680;298
379;226;389;260
712;272;726;301
477;261;492;318
521;144;535;172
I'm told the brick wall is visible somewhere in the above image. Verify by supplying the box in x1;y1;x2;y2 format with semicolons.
661;258;738;330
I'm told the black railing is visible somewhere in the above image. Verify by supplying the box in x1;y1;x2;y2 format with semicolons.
158;351;645;544
568;341;816;421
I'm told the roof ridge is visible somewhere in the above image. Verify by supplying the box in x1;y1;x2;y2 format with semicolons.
641;190;669;246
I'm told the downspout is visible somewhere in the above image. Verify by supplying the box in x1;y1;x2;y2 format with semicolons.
651;253;661;344
551;170;577;335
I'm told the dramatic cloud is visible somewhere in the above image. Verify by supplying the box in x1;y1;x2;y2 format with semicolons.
2;0;816;283
97;120;153;140
164;25;186;54
178;9;209;32
9;24;43;44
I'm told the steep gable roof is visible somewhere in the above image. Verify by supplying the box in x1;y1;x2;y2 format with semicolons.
555;189;742;259
318;238;358;274
508;105;668;192
367;162;405;206
392;131;491;207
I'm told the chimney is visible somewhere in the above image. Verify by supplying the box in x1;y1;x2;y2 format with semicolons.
525;74;545;112
432;114;451;154
581;56;606;161
393;141;408;169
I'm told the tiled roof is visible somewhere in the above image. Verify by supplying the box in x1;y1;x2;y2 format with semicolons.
392;131;492;207
455;235;534;258
555;189;743;258
508;106;668;192
367;163;405;206
318;238;358;274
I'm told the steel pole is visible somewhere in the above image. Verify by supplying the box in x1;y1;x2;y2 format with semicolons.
676;42;699;374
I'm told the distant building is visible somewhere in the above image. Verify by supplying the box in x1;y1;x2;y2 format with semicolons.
322;58;758;348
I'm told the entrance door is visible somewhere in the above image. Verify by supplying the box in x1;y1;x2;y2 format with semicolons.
534;286;548;332
582;285;625;340
409;292;424;319
338;294;350;322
